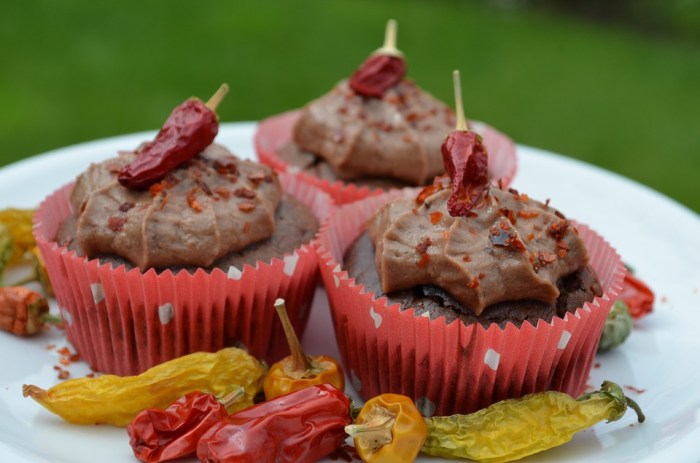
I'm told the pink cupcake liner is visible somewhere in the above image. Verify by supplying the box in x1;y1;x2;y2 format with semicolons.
34;172;333;376
254;109;518;205
317;190;624;416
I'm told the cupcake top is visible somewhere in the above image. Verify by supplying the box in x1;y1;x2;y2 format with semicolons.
367;76;591;316
292;20;455;185
70;144;280;270
368;178;589;315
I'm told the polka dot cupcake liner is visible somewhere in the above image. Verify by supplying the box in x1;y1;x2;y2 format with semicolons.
34;172;334;376
317;189;624;416
254;109;518;205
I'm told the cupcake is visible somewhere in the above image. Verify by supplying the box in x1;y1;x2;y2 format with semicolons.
255;20;517;204
33;85;333;375
316;72;624;416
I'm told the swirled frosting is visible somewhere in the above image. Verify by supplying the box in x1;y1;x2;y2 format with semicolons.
69;143;281;269
293;79;455;185
368;179;590;315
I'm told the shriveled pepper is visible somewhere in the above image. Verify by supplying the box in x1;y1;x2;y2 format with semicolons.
0;286;52;336
619;267;654;319
422;381;644;462
263;298;344;400
598;299;633;352
349;19;406;98
440;70;489;217
127;387;245;463
345;393;427;463
22;346;264;426
0;208;35;265
118;84;228;189
197;383;351;463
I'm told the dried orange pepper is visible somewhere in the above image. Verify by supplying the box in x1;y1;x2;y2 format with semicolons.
0;286;52;336
345;393;427;463
263;298;344;400
22;347;265;426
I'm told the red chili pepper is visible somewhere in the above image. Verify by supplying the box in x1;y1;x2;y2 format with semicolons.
349;54;406;98
349;19;406;99
618;269;654;319
118;85;228;189
127;389;243;463
441;130;489;217
197;384;351;463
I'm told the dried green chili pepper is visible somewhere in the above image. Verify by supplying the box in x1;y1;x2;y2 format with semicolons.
22;347;265;426
598;300;633;352
422;381;644;462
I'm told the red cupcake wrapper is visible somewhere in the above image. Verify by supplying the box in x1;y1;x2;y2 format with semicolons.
317;190;624;416
254;109;518;205
34;172;333;376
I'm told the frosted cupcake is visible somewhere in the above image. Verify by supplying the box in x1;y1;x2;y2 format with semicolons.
34;85;333;375
255;20;517;204
316;72;623;415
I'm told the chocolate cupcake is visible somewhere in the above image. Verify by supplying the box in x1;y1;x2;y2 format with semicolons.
34;87;333;375
255;20;517;204
315;72;623;415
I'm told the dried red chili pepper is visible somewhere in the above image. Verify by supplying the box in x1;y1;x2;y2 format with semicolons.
441;71;489;217
349;19;406;98
118;84;228;189
197;384;351;463
618;268;654;319
127;388;244;463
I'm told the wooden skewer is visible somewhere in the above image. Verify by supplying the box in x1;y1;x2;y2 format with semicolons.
375;19;404;58
206;83;230;111
452;70;468;131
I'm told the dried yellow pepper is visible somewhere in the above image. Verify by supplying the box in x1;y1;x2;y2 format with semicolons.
422;381;644;462
0;208;35;265
22;347;265;427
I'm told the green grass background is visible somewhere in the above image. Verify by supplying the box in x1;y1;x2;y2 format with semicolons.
1;0;698;212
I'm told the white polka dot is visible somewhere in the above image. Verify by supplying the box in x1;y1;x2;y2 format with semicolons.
350;369;362;393
90;283;104;303
333;264;342;288
227;266;242;280
283;252;299;277
369;307;382;329
558;330;572;350
484;348;500;371
416;396;436;417
61;308;73;325
158;303;174;325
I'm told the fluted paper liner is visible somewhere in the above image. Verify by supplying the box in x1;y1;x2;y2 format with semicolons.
317;190;624;416
255;109;518;205
34;172;333;376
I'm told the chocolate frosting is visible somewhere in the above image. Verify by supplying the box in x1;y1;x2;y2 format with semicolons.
293;79;455;185
70;143;281;269
368;180;590;315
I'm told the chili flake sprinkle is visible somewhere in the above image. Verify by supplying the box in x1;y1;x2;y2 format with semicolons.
238;201;256;213
187;188;203;212
234;188;256;199
108;217;127;232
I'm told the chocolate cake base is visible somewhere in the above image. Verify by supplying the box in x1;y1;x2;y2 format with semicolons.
57;195;318;274
345;232;602;329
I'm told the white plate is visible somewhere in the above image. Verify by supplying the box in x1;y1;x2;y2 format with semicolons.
1;122;699;463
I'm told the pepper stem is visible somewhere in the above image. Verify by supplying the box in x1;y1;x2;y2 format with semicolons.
375;19;404;58
453;70;468;132
274;298;312;373
626;396;646;423
206;83;230;111
220;386;246;409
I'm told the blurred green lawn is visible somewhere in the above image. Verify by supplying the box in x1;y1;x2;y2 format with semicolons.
1;0;698;212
